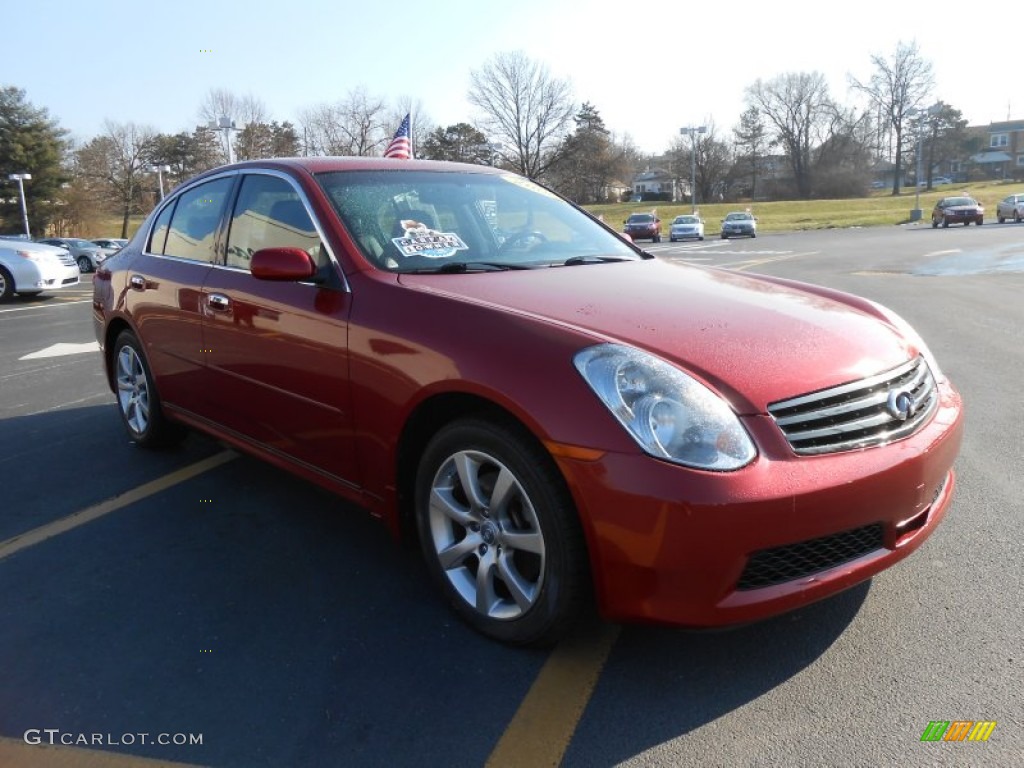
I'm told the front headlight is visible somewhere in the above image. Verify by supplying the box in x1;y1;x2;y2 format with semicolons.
866;300;945;383
574;344;756;471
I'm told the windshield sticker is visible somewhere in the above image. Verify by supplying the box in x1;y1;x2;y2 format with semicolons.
391;220;469;259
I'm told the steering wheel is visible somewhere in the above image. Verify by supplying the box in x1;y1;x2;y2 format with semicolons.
498;230;548;254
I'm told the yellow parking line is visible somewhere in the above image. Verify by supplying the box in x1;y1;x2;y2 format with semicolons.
486;621;620;767
0;737;207;768
0;451;236;562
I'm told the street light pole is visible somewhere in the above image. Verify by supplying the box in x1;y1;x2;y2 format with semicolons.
217;116;237;164
155;165;170;199
8;173;32;237
907;103;939;223
680;126;707;213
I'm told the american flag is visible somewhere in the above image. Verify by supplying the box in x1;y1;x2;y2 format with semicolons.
384;113;412;159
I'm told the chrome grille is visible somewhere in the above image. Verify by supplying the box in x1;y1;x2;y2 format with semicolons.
768;356;937;455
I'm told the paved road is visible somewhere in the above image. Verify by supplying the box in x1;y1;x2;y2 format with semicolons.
1;223;1021;767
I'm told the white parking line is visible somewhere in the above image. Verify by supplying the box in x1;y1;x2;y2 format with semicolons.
0;299;91;313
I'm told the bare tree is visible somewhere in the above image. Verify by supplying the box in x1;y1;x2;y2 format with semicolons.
745;72;835;199
198;88;269;161
75;121;156;237
669;120;732;206
299;88;390;156
468;51;575;180
849;41;934;195
918;102;966;188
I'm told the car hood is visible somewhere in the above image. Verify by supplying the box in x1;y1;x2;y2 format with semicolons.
399;259;913;413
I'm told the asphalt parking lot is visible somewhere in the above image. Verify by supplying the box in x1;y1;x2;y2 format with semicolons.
1;224;1022;767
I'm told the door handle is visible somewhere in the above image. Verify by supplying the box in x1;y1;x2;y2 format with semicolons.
129;274;146;290
207;293;230;311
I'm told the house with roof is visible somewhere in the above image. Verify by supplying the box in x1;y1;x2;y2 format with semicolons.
947;120;1024;181
631;168;679;202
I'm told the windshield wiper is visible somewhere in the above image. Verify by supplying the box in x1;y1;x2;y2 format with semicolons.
407;261;534;274
560;255;632;267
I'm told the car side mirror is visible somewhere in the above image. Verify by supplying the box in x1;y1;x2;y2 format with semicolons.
250;247;317;281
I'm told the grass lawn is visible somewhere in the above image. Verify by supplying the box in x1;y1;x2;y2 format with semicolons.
585;179;1023;235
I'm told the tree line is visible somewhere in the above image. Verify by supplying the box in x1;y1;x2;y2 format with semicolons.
0;41;981;237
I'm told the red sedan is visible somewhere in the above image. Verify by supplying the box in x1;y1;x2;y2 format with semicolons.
93;158;963;646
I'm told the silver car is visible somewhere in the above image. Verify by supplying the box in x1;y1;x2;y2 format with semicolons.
37;237;107;273
669;215;705;242
0;240;80;300
996;194;1024;224
720;211;757;239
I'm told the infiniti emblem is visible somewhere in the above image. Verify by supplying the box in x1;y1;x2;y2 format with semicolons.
886;388;918;421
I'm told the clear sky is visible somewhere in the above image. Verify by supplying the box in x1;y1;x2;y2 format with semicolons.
5;0;1015;156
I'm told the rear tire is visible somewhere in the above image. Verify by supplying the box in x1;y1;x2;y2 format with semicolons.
998;216;1006;224
112;330;186;449
415;418;589;646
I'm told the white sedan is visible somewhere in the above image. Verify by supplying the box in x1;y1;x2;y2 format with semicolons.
668;214;705;242
0;240;80;300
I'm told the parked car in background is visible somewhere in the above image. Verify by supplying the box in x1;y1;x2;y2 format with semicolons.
623;212;661;242
931;176;953;186
92;157;963;646
721;211;757;239
995;193;1024;223
669;214;704;242
931;197;984;228
0;240;80;300
92;238;129;250
37;237;106;273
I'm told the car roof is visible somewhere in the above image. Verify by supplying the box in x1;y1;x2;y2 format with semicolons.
198;157;506;178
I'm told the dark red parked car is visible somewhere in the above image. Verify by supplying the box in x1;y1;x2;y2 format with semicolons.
623;212;662;242
931;196;984;227
93;158;963;646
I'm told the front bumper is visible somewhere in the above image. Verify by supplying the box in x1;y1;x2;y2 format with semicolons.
555;379;963;627
22;262;80;292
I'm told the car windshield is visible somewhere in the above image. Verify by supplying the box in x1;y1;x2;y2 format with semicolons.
673;216;698;224
627;214;654;223
944;198;976;206
318;170;639;272
725;213;752;221
68;238;96;247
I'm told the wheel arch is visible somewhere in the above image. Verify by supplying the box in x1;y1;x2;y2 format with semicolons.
102;317;135;391
393;392;583;552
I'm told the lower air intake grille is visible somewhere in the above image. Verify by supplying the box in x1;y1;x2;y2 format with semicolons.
736;523;884;590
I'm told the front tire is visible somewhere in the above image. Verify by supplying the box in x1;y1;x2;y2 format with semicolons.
77;256;92;273
0;267;13;301
112;330;185;449
415;418;588;646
